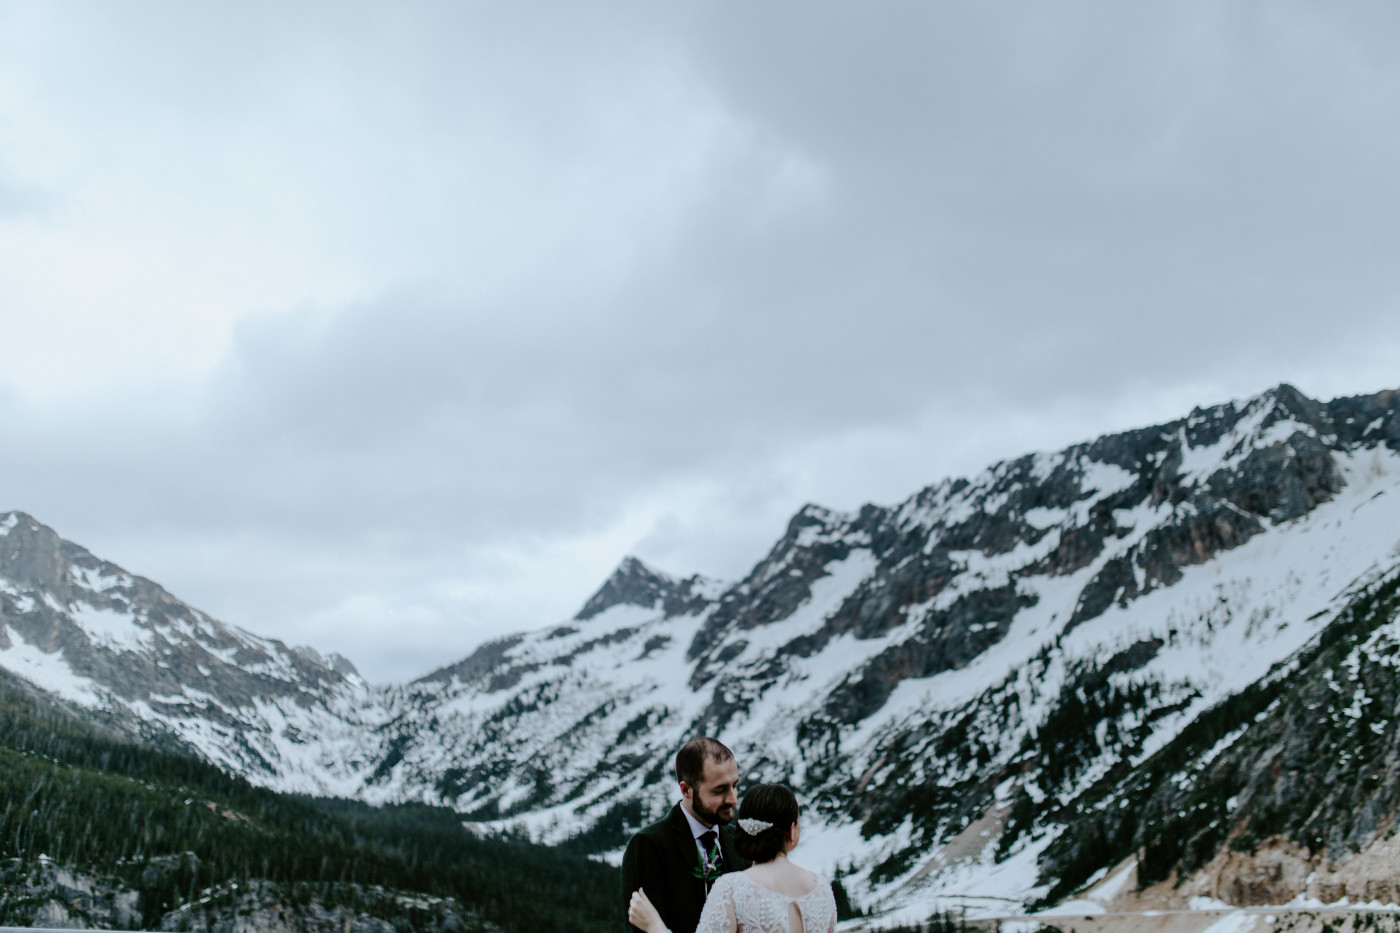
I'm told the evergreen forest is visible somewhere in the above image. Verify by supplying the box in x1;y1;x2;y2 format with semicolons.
0;669;618;931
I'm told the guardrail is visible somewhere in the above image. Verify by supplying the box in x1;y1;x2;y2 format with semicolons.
836;903;1400;932
0;928;142;933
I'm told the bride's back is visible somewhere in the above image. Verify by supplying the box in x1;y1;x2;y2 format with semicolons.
743;857;819;899
699;866;834;933
745;859;823;933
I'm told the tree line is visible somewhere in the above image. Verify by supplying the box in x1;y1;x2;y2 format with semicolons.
0;670;618;931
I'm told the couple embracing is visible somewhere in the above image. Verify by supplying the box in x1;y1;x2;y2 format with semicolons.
621;737;837;933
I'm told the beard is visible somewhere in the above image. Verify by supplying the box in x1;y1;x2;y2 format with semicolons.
692;797;735;826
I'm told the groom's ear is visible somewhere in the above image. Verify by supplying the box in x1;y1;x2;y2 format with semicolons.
678;780;693;801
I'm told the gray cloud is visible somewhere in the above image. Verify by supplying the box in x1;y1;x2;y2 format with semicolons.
0;175;49;217
3;1;1400;680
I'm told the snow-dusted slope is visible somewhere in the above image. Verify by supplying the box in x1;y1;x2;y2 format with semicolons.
354;385;1400;916
0;513;387;794
4;384;1400;922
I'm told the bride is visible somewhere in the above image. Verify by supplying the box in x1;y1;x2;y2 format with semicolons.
629;783;837;933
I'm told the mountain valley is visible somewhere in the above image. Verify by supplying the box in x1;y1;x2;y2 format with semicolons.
5;384;1400;927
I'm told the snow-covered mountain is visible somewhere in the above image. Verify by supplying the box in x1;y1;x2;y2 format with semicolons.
0;512;385;794
5;383;1400;922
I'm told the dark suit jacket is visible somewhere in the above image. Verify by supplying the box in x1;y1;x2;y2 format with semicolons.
621;803;749;933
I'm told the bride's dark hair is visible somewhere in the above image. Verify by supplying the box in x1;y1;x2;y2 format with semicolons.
733;783;800;864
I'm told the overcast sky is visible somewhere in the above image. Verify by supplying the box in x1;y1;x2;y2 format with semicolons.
2;1;1398;683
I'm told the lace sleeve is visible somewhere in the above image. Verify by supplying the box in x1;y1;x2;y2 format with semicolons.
695;874;738;933
814;880;837;933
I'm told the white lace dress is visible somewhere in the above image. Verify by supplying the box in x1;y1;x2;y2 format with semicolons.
694;870;837;933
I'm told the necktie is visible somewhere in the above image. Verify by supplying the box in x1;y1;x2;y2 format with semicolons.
699;829;717;862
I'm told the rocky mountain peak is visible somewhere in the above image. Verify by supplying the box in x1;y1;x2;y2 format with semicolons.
294;645;362;679
574;555;716;621
1262;381;1326;423
1;511;77;600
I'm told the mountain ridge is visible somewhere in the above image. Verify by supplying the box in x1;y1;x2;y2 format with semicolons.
5;382;1400;923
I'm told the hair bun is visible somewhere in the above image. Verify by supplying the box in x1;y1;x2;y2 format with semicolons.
733;783;801;864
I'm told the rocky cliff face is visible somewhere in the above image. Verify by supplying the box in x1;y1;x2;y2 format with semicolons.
1041;565;1400;909
5;384;1400;921
347;384;1400;917
0;511;385;793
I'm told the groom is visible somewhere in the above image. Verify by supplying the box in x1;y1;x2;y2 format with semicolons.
621;737;750;933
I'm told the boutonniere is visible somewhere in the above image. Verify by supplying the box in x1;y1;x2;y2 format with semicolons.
692;840;723;892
